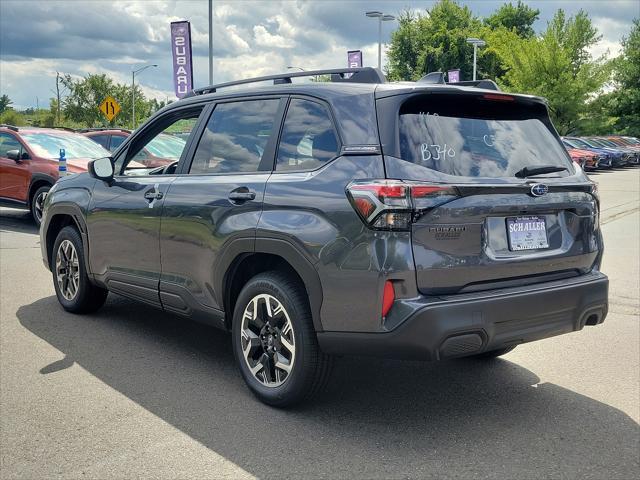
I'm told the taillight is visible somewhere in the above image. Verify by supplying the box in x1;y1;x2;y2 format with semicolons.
346;180;459;230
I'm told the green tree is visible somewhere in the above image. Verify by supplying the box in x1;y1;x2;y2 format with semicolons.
0;109;25;126
484;1;539;38
61;73;153;128
609;18;640;136
496;10;609;134
386;0;480;81
0;94;13;114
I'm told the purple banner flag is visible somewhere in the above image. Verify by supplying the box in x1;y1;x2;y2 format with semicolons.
170;21;194;98
447;69;460;83
348;50;363;69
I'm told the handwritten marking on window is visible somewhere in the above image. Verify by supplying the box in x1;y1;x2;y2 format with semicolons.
483;134;496;147
421;143;456;162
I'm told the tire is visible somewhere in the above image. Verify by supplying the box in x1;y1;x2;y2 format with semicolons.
52;226;108;313
472;346;517;359
232;271;332;407
30;185;50;227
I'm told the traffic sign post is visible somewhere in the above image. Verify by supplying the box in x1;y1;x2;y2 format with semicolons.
99;96;121;122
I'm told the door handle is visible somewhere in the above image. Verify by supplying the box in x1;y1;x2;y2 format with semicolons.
144;190;163;200
228;190;256;202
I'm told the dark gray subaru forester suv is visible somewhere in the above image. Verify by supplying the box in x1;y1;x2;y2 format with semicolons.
40;68;608;406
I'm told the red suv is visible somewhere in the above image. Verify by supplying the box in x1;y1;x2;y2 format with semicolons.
0;125;110;225
82;128;186;168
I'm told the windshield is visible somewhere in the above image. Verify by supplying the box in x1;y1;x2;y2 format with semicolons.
22;132;110;159
597;139;620;148
397;95;572;178
566;138;591;149
145;133;186;160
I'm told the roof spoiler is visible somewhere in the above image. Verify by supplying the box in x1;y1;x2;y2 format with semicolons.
417;72;501;91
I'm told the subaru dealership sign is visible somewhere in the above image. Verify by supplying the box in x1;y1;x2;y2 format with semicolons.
170;21;194;98
348;50;363;68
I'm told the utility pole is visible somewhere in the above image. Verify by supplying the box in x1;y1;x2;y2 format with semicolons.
55;72;61;125
209;0;213;85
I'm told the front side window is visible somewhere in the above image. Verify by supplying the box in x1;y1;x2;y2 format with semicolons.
122;114;199;175
276;99;339;171
189;99;280;174
395;94;572;179
21;133;109;159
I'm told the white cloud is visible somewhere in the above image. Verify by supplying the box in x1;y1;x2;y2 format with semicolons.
253;25;293;49
0;0;636;109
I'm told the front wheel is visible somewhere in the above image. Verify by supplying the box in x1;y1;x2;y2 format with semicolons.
232;271;332;407
52;226;108;313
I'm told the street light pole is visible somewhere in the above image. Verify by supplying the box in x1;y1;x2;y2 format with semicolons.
131;64;157;129
473;43;477;81
209;0;213;85
466;37;486;81
365;11;395;70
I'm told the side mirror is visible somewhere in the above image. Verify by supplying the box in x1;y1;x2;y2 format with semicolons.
6;149;21;162
88;157;114;183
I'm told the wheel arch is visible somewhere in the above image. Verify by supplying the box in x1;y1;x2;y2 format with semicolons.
217;238;323;332
27;174;55;208
43;205;89;272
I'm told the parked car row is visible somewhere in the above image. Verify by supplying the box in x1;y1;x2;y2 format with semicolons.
0;125;187;224
562;135;640;170
2;121;638;227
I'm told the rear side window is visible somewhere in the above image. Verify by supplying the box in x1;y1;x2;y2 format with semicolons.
89;134;110;150
396;94;572;178
276;99;339;171
110;135;126;150
190;99;280;174
0;133;22;157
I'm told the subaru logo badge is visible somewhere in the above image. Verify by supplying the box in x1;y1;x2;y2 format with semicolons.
530;184;549;197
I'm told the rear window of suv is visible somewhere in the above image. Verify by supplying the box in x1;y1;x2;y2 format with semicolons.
396;94;572;178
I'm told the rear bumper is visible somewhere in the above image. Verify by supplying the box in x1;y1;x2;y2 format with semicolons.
317;272;608;360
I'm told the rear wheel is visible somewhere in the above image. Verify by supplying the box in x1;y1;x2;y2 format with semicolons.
30;185;50;226
232;271;332;407
52;226;108;313
472;346;517;359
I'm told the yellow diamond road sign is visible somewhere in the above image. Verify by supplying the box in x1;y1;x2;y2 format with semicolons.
99;96;121;122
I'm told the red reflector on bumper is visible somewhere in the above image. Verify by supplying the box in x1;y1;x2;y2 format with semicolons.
382;280;395;318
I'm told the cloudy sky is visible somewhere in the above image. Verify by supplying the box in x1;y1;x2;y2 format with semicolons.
1;0;638;108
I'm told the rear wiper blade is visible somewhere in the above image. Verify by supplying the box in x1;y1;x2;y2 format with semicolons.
514;165;568;178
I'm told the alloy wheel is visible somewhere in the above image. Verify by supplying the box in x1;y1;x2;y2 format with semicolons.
34;190;47;223
55;239;80;301
240;293;295;388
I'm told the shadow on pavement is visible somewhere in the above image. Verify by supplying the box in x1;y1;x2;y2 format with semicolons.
17;295;640;479
0;208;38;235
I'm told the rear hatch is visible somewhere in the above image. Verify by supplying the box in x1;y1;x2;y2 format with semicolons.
376;89;600;295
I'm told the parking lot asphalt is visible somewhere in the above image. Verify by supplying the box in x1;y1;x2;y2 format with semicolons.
1;168;638;479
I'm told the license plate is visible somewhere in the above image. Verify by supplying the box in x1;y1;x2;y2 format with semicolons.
506;216;549;251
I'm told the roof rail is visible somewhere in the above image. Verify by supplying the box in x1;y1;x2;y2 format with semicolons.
77;127;131;133
417;72;501;91
50;126;77;132
185;67;386;98
0;124;19;132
